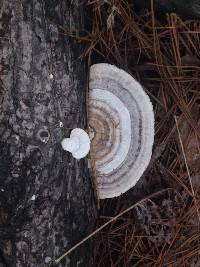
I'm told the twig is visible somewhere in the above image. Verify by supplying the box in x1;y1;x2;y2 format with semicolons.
55;188;175;264
174;115;200;222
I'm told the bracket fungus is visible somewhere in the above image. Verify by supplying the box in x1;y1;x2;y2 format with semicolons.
61;128;90;159
89;63;154;199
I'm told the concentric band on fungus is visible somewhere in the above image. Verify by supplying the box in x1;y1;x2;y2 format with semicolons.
89;63;154;199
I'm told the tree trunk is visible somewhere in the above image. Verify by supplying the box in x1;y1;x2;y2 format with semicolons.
0;1;97;266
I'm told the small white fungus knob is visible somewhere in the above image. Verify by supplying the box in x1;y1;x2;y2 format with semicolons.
61;137;79;153
61;128;90;159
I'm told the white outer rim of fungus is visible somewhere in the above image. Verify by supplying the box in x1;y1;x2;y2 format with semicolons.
89;63;154;199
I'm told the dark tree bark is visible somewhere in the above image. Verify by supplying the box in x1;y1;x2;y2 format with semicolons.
0;1;97;266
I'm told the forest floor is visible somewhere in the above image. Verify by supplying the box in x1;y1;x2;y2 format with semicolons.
67;1;200;266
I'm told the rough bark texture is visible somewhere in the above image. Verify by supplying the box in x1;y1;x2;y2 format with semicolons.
0;1;97;266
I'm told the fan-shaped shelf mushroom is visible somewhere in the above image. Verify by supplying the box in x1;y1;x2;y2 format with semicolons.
89;63;154;199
